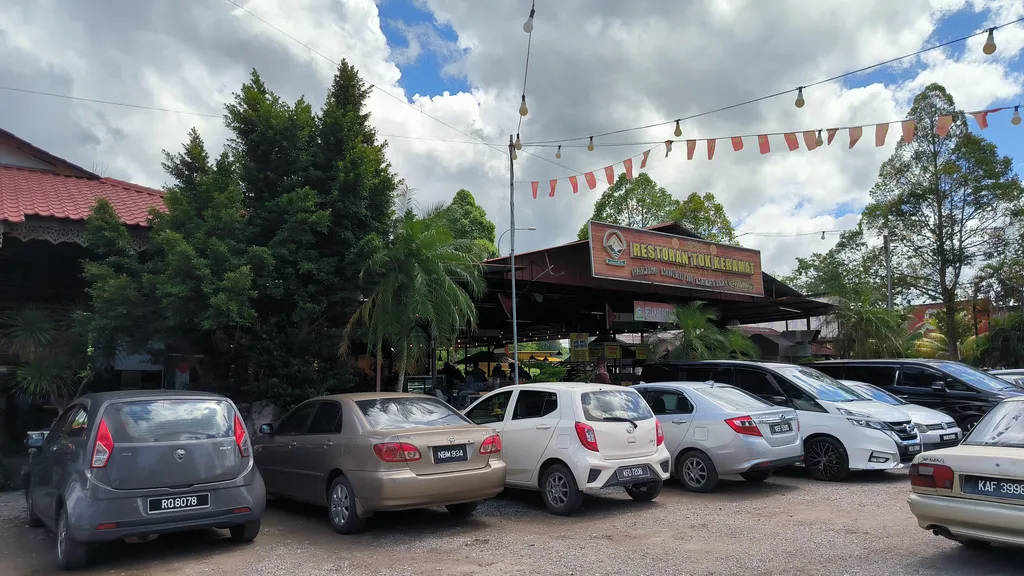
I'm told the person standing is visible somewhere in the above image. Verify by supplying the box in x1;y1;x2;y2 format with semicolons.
590;355;612;384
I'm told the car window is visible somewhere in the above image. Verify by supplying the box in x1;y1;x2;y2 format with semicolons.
581;389;654;422
275;402;317;436
774;376;827;412
843;366;898;387
646;390;694;415
899;367;944;389
355;397;471;430
844;382;906;406
963;401;1024;448
465;390;513;425
307;402;343;434
699;385;773;412
776;366;862;403
45;407;78;445
810;364;844;379
511;391;559;420
104;399;234;442
64;407;89;440
683;366;732;384
935;362;1014;393
639;365;675;383
733;369;780;398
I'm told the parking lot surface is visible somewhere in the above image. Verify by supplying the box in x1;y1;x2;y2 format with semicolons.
1;470;1020;576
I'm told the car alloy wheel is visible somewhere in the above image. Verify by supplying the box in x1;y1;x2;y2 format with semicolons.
57;513;67;561
682;457;708;488
545;471;570;508
330;483;350;527
805;437;849;481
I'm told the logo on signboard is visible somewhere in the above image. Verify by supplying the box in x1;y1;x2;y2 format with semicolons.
602;229;628;266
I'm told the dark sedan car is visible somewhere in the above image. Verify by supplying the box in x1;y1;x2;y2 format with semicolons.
24;391;266;570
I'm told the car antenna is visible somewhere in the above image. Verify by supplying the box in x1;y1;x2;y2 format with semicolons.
705;380;715;387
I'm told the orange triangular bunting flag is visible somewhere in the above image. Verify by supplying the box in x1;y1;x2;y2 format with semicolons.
758;135;770;154
549;180;557;198
936;115;953;137
686;140;696;160
664;141;673;157
970;111;989;129
569;175;579;194
530;181;539;199
875;123;889;147
604;165;615;185
640;149;651;169
623;158;633;179
784;133;799;151
826;128;838;145
584;172;597;190
802;131;818;151
707;139;716;160
901;120;916;143
731;136;743;151
848;126;863;149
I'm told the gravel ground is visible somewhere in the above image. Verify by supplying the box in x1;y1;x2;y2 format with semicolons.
1;470;1020;575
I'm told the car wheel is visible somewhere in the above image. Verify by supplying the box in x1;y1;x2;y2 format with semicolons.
740;470;773;483
961;417;980;433
624;478;663;502
229;519;261;543
25;490;43;528
327;476;367;534
677;451;719;493
540;463;583;516
805;437;850;482
444;502;478;517
56;507;89;571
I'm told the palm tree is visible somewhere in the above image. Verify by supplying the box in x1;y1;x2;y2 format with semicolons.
1;304;89;410
657;302;759;360
827;300;918;359
344;189;486;391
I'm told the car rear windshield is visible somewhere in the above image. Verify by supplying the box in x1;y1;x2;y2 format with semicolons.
580;390;653;422
356;397;471;430
698;385;773;412
963;401;1024;448
104;399;234;442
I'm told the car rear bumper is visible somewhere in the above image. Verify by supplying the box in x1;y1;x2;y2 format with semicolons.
574;445;671;490
68;469;266;543
347;461;506;515
712;435;804;475
908;492;1024;546
920;429;963;451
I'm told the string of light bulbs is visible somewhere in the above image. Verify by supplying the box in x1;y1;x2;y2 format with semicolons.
511;0;535;159
522;16;1024;148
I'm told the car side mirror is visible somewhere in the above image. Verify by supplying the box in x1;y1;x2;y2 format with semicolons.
930;381;947;391
25;433;45;449
768;395;792;407
258;423;274;435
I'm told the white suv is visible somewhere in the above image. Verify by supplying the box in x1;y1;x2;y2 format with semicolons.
463;382;671;515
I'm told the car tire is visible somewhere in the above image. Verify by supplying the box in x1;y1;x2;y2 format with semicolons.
229;519;261;543
327;475;367;534
805;437;850;482
445;502;479;517
540;463;583;516
677;451;719;493
25;490;43;528
740;470;773;483
624;479;663;502
961;416;980;433
56;507;89;571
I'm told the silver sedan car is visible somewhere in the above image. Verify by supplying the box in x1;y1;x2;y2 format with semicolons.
633;382;802;492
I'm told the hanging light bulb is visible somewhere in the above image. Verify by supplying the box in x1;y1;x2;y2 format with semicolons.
821;231;826;240
673;120;682;138
555;145;562;159
514;133;523;150
1012;106;1021;126
522;6;535;33
519;95;529;117
511;148;518;160
587;136;595;152
815;129;824;147
795;87;805;108
983;28;997;55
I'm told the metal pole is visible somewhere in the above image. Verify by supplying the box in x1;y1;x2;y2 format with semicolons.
508;135;520;386
884;234;893;311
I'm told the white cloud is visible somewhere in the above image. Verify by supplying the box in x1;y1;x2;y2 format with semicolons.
0;0;1021;279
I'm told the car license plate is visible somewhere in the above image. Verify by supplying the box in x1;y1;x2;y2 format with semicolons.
615;465;651;481
147;493;210;514
940;433;958;442
433;445;468;464
962;475;1024;501
769;423;793;434
908;444;921;453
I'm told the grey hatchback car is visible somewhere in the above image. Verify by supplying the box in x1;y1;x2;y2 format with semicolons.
24;391;266;570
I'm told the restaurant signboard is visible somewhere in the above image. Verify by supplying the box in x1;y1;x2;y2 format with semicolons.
589;221;764;297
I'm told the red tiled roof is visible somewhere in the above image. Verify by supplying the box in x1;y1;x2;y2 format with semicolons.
0;165;165;226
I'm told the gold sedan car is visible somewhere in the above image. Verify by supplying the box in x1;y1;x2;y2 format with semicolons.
253;393;506;534
908;396;1024;548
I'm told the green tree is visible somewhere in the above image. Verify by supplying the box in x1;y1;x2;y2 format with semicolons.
345;192;486;391
668;192;736;244
577;173;677;240
431;189;497;258
826;301;917;359
1;305;88;410
863;83;1024;358
781;226;902;305
656;302;759;360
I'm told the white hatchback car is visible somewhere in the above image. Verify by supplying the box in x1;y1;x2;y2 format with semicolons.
463;383;671;515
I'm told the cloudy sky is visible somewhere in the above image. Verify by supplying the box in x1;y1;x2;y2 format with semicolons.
1;0;1022;275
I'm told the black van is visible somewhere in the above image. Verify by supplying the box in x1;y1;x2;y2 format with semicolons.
811;359;1022;431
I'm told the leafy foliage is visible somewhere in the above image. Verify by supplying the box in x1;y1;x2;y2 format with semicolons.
429;189;497;258
656;302;759;360
344;190;486;391
577;173;677;239
668;192;737;244
980;313;1024;368
826;300;917;359
1;305;89;409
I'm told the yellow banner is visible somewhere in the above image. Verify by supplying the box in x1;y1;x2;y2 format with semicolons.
569;333;589;362
635;344;649;360
605;343;621;360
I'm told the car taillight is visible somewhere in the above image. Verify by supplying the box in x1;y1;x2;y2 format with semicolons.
233;414;249;457
656;420;664;446
91;419;114;468
909;463;955;489
575;422;599;452
373;442;422;462
725;416;763;437
480;434;502;455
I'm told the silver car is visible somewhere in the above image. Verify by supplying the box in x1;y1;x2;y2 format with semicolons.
24;391;266;570
633;382;802;492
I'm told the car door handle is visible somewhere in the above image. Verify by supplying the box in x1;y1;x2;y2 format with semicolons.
287;441;298;447
671;419;688;424
324;440;334;447
536;424;551;430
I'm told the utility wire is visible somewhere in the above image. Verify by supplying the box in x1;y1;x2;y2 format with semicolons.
516;0;535;135
525;16;1024;145
0;86;222;118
